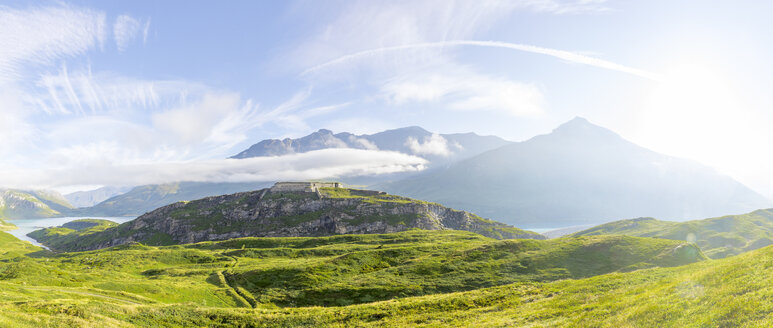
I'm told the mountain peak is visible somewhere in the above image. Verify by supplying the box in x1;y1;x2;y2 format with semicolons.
313;129;334;135
568;116;590;124
231;125;509;162
379;126;430;134
555;116;592;129
550;116;619;139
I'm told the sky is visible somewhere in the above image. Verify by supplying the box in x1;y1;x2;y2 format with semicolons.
2;0;773;197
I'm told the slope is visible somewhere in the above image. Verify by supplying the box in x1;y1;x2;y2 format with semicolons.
64;186;133;208
381;117;771;228
571;208;773;258
0;229;706;326
0;218;14;231
0;189;74;220
30;186;543;252
231;126;511;166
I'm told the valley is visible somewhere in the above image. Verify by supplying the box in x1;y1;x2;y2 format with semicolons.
0;227;711;327
4;2;771;326
2;183;773;327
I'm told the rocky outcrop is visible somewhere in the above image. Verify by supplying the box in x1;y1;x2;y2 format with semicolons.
32;188;544;251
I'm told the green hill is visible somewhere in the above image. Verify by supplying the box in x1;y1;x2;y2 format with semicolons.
0;229;705;326
30;186;543;252
27;219;119;251
571;208;773;258
0;218;15;231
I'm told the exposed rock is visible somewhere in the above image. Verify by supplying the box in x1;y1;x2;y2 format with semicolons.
33;187;543;251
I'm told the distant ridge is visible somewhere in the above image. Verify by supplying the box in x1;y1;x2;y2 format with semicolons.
381;117;771;227
65;186;132;208
0;189;73;220
231;126;511;165
571;208;773;259
73;181;270;217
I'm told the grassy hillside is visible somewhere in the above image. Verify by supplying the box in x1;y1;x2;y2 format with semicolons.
29;190;75;213
31;187;543;252
28;219;119;251
0;218;14;231
572;209;773;258
0;230;706;326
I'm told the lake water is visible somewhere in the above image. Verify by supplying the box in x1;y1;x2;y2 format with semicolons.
6;217;136;248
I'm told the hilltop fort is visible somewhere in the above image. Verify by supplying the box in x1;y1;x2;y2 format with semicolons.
269;181;342;193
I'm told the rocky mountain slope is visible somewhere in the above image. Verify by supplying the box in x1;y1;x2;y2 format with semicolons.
32;185;542;251
231;126;510;165
0;189;73;220
381;117;771;227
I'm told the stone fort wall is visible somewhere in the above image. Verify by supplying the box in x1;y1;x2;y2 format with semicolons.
270;182;341;193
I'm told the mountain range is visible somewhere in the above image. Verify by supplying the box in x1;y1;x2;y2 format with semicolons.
61;127;511;219
64;186;133;208
7;120;769;230
379;118;771;227
231;126;511;166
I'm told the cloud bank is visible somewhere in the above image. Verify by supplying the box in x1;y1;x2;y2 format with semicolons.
405;134;461;157
0;149;427;189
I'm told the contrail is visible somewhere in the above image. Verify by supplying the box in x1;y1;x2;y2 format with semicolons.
301;40;660;81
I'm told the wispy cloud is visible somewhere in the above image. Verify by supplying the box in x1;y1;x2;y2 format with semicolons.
521;0;611;14
28;64;359;168
113;15;145;52
0;149;427;189
0;5;106;83
34;65;202;115
382;70;546;116
289;0;611;73
37;90;266;165
142;18;151;45
303;40;659;81
0;4;112;159
287;0;633;125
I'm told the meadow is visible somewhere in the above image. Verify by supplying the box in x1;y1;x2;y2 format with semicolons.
0;227;725;327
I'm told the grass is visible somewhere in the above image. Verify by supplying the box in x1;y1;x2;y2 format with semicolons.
28;219;120;251
0;228;713;326
572;208;773;258
318;187;429;205
0;218;15;231
30;188;544;251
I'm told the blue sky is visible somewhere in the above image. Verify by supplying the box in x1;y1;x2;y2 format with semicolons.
2;0;773;196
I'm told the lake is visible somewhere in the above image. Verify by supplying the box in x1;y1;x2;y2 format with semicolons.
6;217;136;248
